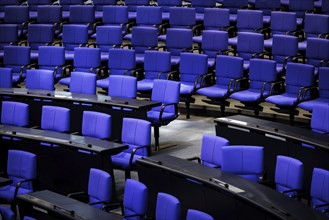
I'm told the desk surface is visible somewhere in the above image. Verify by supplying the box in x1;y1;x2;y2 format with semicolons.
0;88;160;110
0;124;127;154
137;155;327;220
17;190;121;220
215;115;329;150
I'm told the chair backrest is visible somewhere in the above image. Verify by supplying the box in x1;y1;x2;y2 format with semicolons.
121;118;151;156
93;0;117;11
1;101;29;127
236;9;263;31
70;71;97;95
248;59;277;90
102;6;129;25
200;134;230;168
190;0;216;13
222;0;249;13
136;6;162;26
272;35;298;64
275;155;304;196
108;75;137;99
125;0;150;12
169;7;196;28
0;206;15;220
69;5;95;24
41;105;70;132
156;192;181;220
62;24;88;51
166;28;193;56
236;32;264;60
95;26;122;52
310;168;329;213
27;24;54;50
288;0;314;18
304;14;329;38
131;27;158;53
285;63;314;95
201;30;229;58
88;168;112;209
321;0;329;13
311;104;329;134
123;179;148;218
0;68;13;88
0;24;18;49
186;209;214;220
318;67;329;99
38;46;65;72
143;50;171;80
7;150;37;191
3;45;30;66
73;47;101;73
255;0;281;15
60;0;84;11
157;0;182;12
179;53;208;84
108;49;136;75
4;6;29;24
215;55;244;87
82;111;111;139
221;145;264;182
26;69;54;91
37;5;62;24
306;38;329;67
28;0;52;11
270;11;297;35
203;8;230;30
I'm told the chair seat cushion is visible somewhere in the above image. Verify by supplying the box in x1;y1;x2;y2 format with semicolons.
298;98;329;112
137;79;154;92
208;58;215;68
12;73;21;83
58;77;70;86
193;35;202;44
96;77;109;89
112;152;142;169
171;56;180;66
0;185;32;202
228;36;238;46
64;51;75;61
197;85;229;99
147;110;176;124
180;82;196;95
230;88;269;102
265;93;298;106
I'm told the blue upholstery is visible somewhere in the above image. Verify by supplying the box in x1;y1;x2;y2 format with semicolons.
41;106;70;133
0;68;13;88
60;0;84;20
310;104;329;134
200;134;230;168
27;24;54;60
124;0;150;20
0;150;37;203
157;0;182;20
221;145;264;182
0;0;20;20
38;46;66;81
156;192;181;220
101;6;129;35
0;205;15;220
92;0;117;20
288;0;314;25
275;155;303;197
254;0;281;23
222;0;249;22
3;46;31;83
186;209;214;220
87;168;112;209
37;5;63;36
1;101;29;127
123;179;148;220
69;5;95;36
190;0;216;21
95;26;122;61
4;6;29;37
70;72;97;95
26;69;54;91
310;168;329;215
298;67;329;112
108;75;137;99
305;38;329;76
0;24;18;60
82;111;111;139
97;49;136;89
28;0;52;20
112;118;151;178
137;50;171;93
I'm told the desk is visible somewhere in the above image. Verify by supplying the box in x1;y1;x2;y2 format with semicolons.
214;115;329;194
17;190;121;220
0;125;127;195
0;88;160;140
137;155;328;220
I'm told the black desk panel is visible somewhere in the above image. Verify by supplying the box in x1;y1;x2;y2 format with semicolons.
17;190;120;220
214;115;329;194
137;155;327;220
0;88;160;140
0;125;127;195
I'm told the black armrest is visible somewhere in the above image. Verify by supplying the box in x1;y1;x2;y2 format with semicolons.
67;191;89;203
129;146;148;167
186;156;201;163
14;178;34;199
159;103;179;122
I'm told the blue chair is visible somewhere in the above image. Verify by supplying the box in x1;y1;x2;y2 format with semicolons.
68;5;96;36
0;0;20;21
147;79;181;151
36;5;62;36
68;168;112;209
25;69;54;91
0;24;18;60
221;0;249;22
4;6;29;37
157;0;182;20
108;75;137;99
178;53;208;119
41;106;70;133
100;6;129;36
190;0;216;22
27;0;52;20
298;67;329;112
112;118;151;179
0;205;15;220
254;0;281;23
1;101;29;127
58;0;84;20
265;63;316;124
82;111;112;140
275;155;304;198
0;68;13;88
310;104;329;134
156;192;181;220
186;209;214;220
70;72;97;95
92;0;117;20
221;145;264;182
288;0;314;26
124;0;150;20
197;55;244;116
310;168;329;216
0;150;37;207
304;38;329;77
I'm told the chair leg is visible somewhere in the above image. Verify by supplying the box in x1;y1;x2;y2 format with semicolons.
124;170;131;180
220;105;225;116
153;126;160;151
185;101;190;119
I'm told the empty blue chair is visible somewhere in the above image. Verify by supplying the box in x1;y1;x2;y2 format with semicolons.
92;0;117;20
186;209;214;220
310;104;329;134
112;118;151;179
1;101;29;127
0;0;20;20
197;55;244;116
288;0;314;25
70;72;97;95
41;106;70;133
147;79;181;151
0;205;15;220
0;68;13;88
100;6;129;36
221;145;264;182
4;6;29;37
157;0;182;20
68;5;96;36
108;75;137;99
298;67;329;112
222;0;249;22
275;155;304;197
179;53;208;119
304;38;329;76
25;69;54;91
156;192;181;220
82;111;111;140
27;0;52;20
59;0;84;20
124;0;150;20
254;0;281;23
190;0;216;22
0;24;18;60
230;59;277;117
310;168;329;216
36;5;62;36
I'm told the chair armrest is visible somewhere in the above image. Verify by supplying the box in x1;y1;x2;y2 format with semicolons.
192;24;203;36
314;203;329;209
261;81;279;98
234;77;248;92
61;64;73;78
67;191;87;198
14;178;34;199
18;40;28;46
186;156;201;163
129;146;148;167
298;86;317;102
101;202;124;215
52;41;63;46
159;103;179;122
121;43;132;49
166;70;179;80
200;72;215;87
